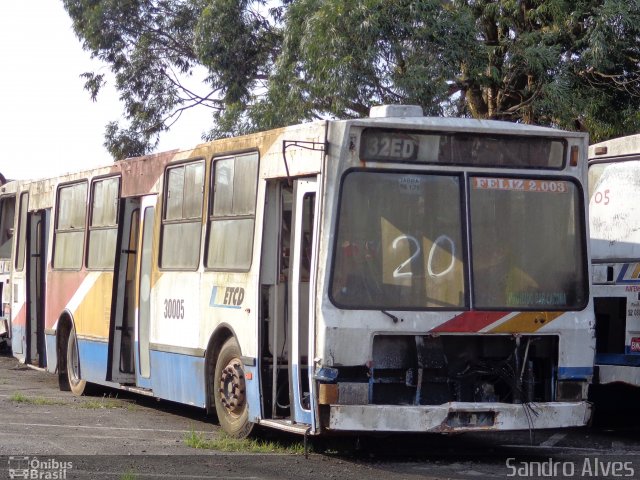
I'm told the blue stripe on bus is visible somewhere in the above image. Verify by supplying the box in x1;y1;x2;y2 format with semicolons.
595;353;640;367
68;337;254;414
150;349;206;408
45;334;57;374
557;367;593;380
77;337;109;383
615;263;640;284
244;364;261;423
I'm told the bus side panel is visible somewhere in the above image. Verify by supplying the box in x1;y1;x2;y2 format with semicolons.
76;337;109;382
10;275;26;360
148;271;203;403
201;273;261;421
45;270;112;384
44;271;88;331
72;272;114;339
149;350;206;407
592;271;640;387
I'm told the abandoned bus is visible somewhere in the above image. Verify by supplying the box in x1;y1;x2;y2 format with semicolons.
589;134;640;387
9;105;593;436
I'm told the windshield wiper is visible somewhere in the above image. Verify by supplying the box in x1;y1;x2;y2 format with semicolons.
381;310;403;324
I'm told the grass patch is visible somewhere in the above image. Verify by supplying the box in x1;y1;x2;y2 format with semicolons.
78;397;129;409
184;429;304;454
10;392;66;405
76;392;138;410
120;472;137;480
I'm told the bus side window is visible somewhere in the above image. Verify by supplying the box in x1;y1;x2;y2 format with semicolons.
53;182;87;270
206;152;259;271
87;176;120;269
160;161;204;269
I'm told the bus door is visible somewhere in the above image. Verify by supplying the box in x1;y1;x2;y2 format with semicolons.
107;197;140;384
288;178;318;426
26;209;49;367
134;195;156;389
11;192;28;361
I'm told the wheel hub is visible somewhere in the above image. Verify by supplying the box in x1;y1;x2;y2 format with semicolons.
219;358;246;417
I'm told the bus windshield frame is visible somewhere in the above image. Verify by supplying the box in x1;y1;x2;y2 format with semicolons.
329;168;588;312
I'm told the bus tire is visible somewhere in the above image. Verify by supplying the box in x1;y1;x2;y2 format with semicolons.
213;337;254;438
67;328;88;396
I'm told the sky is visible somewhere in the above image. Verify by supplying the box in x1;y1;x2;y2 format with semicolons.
0;2;211;181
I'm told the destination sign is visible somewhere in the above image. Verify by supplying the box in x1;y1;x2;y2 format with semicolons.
359;128;566;168
360;131;419;162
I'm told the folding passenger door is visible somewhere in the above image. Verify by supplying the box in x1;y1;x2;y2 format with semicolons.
288;177;319;427
135;195;156;389
26;209;49;367
107;197;140;384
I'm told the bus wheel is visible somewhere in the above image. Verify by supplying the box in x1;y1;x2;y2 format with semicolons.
67;328;88;396
214;338;254;438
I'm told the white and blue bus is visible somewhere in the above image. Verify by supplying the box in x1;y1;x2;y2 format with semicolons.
9;106;593;436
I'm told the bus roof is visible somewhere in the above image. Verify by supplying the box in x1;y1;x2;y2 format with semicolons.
347;115;584;139
589;134;640;160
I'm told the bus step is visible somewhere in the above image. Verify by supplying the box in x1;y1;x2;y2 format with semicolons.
120;385;154;396
258;419;312;435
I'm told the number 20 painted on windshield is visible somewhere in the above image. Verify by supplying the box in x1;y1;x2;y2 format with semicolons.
392;235;455;279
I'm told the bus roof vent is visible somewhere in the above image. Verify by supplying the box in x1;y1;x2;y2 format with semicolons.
369;105;423;118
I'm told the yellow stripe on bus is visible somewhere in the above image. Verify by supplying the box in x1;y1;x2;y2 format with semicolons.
74;272;114;339
489;311;563;333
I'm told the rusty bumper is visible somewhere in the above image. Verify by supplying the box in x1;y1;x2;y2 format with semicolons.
327;401;591;433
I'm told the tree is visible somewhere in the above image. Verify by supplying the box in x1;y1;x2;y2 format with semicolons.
63;0;640;159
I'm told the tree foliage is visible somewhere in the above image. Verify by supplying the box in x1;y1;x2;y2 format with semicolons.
63;0;640;159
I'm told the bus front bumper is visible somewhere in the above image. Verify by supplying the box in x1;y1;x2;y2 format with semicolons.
597;364;640;387
326;401;591;433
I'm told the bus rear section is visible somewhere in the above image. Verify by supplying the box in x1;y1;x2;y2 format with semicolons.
309;114;593;433
589;136;640;387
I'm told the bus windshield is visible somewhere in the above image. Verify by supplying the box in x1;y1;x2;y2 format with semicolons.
589;160;640;260
331;171;587;310
470;177;586;309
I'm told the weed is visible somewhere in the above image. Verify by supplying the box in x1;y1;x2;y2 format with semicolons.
78;398;126;409
9;392;66;405
120;471;137;480
184;428;304;454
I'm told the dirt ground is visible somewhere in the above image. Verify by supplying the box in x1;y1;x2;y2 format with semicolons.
0;353;639;479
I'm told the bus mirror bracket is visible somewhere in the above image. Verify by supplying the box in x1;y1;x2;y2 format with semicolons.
282;140;326;186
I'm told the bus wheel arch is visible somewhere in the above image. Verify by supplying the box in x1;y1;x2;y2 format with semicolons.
56;313;73;392
205;326;254;438
56;312;89;396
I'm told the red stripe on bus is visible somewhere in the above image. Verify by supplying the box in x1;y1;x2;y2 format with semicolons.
431;311;508;333
11;303;26;327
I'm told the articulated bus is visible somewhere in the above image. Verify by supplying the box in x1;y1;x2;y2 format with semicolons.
8;105;593;436
589;135;640;388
